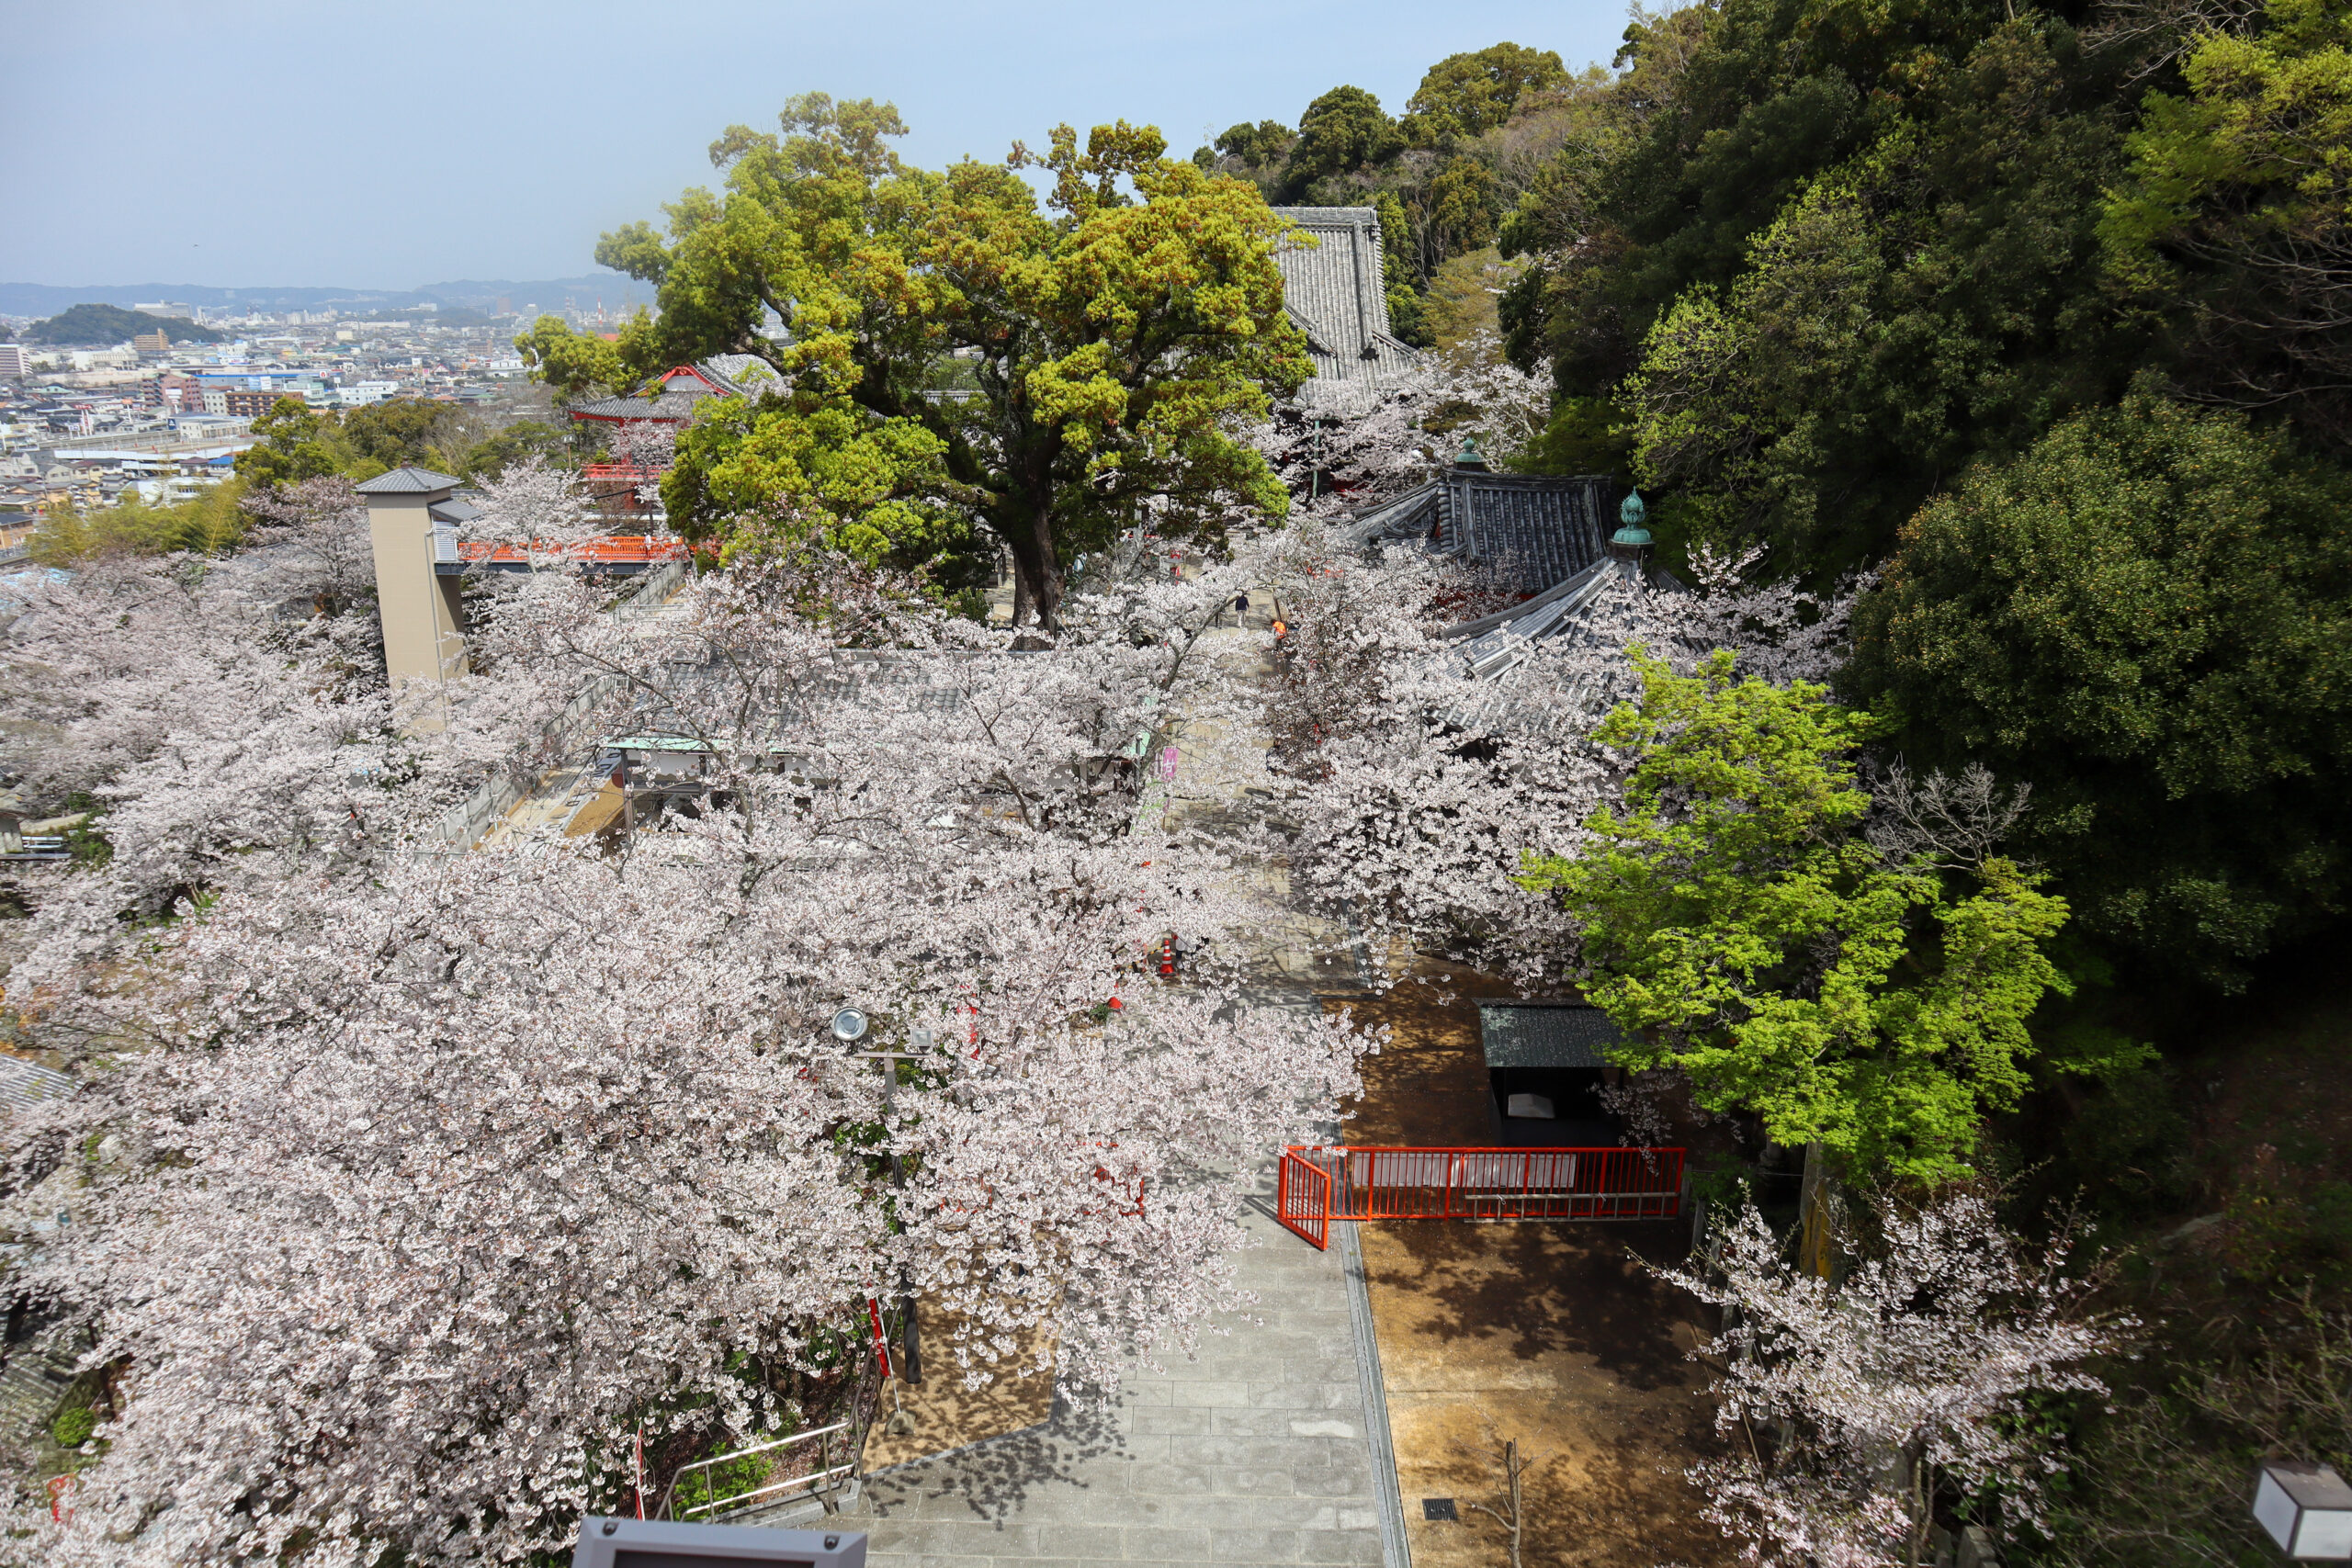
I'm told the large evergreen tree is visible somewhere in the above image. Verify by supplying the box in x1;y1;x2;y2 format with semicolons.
519;96;1308;628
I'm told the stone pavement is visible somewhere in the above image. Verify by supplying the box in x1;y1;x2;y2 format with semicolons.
851;1205;1400;1568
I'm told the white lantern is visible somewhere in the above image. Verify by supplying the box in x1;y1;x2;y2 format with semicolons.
2255;1461;2352;1559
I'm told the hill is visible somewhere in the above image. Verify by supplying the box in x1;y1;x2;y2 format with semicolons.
0;275;655;319
25;302;224;345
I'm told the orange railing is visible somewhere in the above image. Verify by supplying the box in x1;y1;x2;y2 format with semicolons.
1274;1145;1684;1250
455;536;692;568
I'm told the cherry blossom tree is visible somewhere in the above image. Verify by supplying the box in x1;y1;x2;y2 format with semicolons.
461;451;606;568
0;490;588;1010
1265;522;1862;988
1656;1190;2132;1568
1250;332;1557;522
605;416;680;513
5;542;1371;1566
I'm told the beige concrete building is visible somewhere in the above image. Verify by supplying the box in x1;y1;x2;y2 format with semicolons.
356;466;469;713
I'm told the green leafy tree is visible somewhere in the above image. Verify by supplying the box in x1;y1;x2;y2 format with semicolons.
514;313;640;400
1419;156;1499;257
31;478;251;563
1616;22;2138;573
2101;0;2352;443
335;398;461;476
525;95;1307;627
451;419;570;483
1519;397;1634;479
1402;42;1569;145
1373;191;1429;344
1287;85;1401;184
1421;249;1525;356
1849;397;2352;987
666;393;966;575
1522;649;2084;1184
1210;119;1295;168
233;398;343;489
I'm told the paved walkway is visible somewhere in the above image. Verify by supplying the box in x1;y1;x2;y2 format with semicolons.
852;1205;1396;1568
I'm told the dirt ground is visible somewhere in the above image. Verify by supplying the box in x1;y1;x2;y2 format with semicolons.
1329;979;1738;1568
858;1311;1057;1474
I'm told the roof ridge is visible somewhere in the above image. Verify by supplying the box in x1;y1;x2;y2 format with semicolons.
355;465;460;494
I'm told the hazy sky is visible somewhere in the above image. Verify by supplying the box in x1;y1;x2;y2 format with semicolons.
2;0;1634;291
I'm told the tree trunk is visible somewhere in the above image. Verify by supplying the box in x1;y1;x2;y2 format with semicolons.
998;515;1065;632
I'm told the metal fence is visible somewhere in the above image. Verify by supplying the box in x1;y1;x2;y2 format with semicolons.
662;1420;857;1521
1275;1145;1685;1249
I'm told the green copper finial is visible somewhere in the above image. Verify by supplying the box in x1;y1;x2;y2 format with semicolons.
1453;435;1488;470
1612;489;1652;546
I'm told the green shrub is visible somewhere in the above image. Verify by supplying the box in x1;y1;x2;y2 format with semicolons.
51;1405;96;1447
2058;1056;2191;1216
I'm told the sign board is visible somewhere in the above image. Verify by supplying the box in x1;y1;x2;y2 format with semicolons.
571;1517;866;1568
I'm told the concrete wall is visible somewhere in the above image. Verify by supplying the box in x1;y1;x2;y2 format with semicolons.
366;487;468;704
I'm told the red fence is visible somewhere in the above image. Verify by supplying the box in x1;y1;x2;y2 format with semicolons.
455;536;692;568
1274;1145;1684;1250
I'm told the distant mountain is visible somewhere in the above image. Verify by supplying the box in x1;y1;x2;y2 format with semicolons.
0;275;655;319
24;303;226;345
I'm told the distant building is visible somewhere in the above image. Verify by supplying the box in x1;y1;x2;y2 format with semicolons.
132;302;194;320
0;344;26;378
221;389;281;419
1269;207;1422;411
133;330;171;355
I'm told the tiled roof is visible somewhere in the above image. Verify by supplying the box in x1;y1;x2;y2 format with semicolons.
701;355;783;393
1341;468;1617;596
1434;550;1687;739
1477;1003;1625;1069
1271;207;1422;407
0;1055;73;1112
569;356;784;423
354;466;459;495
568;390;703;423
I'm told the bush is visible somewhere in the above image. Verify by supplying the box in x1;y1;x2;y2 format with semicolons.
1851;396;2352;989
2047;1295;2352;1566
51;1405;96;1447
2057;1057;2192;1217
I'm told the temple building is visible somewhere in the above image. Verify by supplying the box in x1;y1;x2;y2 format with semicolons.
563;355;784;429
1270;207;1422;409
1341;442;1620;598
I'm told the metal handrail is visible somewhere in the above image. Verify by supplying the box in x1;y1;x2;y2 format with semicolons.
666;1419;854;1521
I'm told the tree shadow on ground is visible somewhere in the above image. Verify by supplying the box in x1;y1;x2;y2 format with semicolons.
861;1389;1125;1526
1368;1217;1701;1393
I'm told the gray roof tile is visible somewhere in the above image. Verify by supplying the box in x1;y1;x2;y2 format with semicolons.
0;1055;73;1111
1271;207;1422;404
1477;1003;1626;1069
1342;468;1617;596
354;466;459;495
